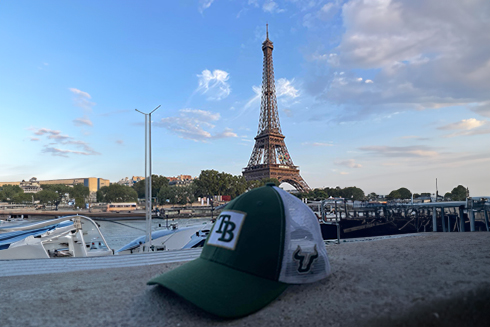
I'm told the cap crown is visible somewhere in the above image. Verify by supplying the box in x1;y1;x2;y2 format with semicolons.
201;185;284;281
201;185;330;284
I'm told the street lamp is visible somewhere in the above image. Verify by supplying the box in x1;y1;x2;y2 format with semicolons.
136;105;161;252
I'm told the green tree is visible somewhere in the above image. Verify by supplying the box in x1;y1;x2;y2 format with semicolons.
386;187;411;200
157;185;196;205
444;192;452;201
74;197;85;209
342;186;365;201
299;188;329;200
70;184;90;199
40;184;72;195
367;192;378;201
397;187;412;199
194;170;220;197
12;192;33;204
451;185;468;201
97;184;138;203
132;175;169;198
36;190;59;205
226;175;248;199
0;184;23;201
387;190;401;200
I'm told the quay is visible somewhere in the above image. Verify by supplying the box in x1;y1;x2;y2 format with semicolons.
0;205;219;220
317;197;490;239
0;232;488;326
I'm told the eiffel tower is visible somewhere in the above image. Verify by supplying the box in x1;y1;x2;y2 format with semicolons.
242;26;311;193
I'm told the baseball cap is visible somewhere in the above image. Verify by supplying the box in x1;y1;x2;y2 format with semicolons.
148;184;331;318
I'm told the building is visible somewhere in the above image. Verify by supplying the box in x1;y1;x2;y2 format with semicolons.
0;177;110;194
168;175;194;187
19;177;42;193
117;176;144;187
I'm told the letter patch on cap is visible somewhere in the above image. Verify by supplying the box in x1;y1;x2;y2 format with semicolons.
207;211;246;250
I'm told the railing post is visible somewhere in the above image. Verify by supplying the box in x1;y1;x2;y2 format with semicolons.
432;207;437;232
469;209;475;232
484;209;489;232
459;205;465;232
441;208;446;232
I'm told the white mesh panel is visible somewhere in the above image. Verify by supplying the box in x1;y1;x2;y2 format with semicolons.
274;187;331;284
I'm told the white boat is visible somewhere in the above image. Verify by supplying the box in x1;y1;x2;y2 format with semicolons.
115;223;211;255
0;215;112;260
0;215;211;260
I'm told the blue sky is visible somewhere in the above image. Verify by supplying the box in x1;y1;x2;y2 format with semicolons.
1;0;489;195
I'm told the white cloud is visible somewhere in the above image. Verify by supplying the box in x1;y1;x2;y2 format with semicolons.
438;118;486;131
156;109;237;142
303;0;490;122
28;127;99;157
263;1;284;13
302;142;333;147
276;78;299;98
31;128;60;136
42;147;98;157
196;69;231;101
73;117;93;127
335;159;362;168
198;0;215;13
69;88;95;111
359;145;439;158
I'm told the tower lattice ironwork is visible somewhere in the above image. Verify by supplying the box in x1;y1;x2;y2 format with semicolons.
242;26;311;193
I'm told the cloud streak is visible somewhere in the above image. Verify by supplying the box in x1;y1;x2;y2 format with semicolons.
359;145;439;158
335;159;362;168
28;127;99;157
438;118;486;131
196;69;231;101
70;88;95;111
73;117;93;127
155;109;237;142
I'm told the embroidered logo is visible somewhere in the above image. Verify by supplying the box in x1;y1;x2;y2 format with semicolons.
207;211;246;250
293;244;319;274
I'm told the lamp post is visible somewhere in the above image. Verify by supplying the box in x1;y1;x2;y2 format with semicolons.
136;105;161;252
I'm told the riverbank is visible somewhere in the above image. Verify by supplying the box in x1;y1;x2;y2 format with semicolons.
0;204;220;220
1;232;489;326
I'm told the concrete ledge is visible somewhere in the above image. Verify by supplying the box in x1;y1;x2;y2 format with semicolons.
1;233;489;326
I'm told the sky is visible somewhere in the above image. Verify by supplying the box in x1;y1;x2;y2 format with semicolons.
0;0;489;196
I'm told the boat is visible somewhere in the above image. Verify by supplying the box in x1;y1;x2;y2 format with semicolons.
0;215;112;260
115;223;211;254
0;215;211;259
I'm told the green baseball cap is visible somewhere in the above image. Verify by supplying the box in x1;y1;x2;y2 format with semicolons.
148;184;331;318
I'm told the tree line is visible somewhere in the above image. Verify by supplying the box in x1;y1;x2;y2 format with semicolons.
288;184;470;202
1;172;471;207
0;183;90;208
95;170;280;205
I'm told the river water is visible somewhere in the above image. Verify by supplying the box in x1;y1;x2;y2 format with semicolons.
96;217;213;250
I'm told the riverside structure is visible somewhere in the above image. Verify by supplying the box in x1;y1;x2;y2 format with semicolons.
318;196;490;240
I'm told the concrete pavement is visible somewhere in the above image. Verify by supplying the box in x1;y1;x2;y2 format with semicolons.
1;233;489;327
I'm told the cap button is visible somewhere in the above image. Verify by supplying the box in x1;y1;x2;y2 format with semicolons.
266;182;276;187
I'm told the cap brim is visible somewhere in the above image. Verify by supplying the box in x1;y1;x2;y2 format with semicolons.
148;257;288;318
